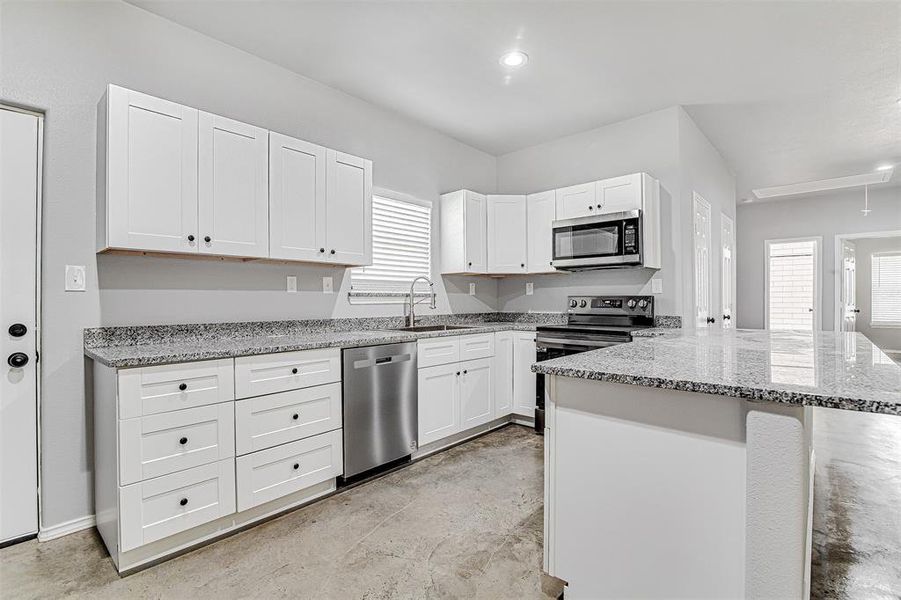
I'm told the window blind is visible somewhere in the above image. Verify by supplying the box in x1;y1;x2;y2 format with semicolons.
871;252;901;327
767;240;816;331
351;195;431;293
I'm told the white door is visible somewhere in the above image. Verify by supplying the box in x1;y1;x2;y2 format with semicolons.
493;332;514;417
596;173;642;213
459;358;493;429
721;214;736;328
417;363;460;446
840;241;858;333
766;238;820;331
512;332;537;417
268;133;327;261
487;195;527;273
464;191;488;273
526;190;556;273
326;150;372;266
198;112;269;258
555;182;596;220
105;85;198;253
0;108;40;543
693;193;712;328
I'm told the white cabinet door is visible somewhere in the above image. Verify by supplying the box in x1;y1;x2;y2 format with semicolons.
493;332;514;417
326;150;372;266
527;190;556;273
555;182;596;220
464;191;488;273
198;112;269;257
105;85;198;253
460;358;493;430
269;132;327;261
513;332;537;416
418;362;460;446
596;173;642;214
487;195;527;273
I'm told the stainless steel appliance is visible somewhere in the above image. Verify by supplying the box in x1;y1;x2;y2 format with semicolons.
342;342;418;480
551;210;645;270
534;295;654;432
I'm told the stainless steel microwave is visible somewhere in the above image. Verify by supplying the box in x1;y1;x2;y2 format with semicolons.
550;209;645;270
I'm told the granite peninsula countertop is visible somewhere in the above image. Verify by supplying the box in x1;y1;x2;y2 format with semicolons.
532;328;901;416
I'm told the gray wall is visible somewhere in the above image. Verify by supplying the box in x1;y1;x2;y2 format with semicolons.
0;0;497;528
853;236;901;351
735;186;901;330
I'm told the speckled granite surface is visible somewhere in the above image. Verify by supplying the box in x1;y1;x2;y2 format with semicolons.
84;313;559;368
533;328;901;416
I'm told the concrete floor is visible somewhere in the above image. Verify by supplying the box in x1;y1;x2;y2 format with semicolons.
2;412;899;599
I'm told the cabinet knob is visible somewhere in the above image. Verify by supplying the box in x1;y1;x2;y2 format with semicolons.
520;263;525;268
319;248;325;253
330;249;336;255
204;236;211;243
463;369;468;374
293;463;300;470
178;383;187;391
588;205;594;211
179;498;188;506
179;437;188;445
7;352;28;368
8;323;27;337
187;235;195;242
292;413;299;420
467;262;472;267
456;371;461;376
291;368;298;375
596;204;602;209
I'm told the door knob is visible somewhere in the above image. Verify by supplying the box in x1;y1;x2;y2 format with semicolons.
723;315;731;321
8;323;27;337
7;352;28;368
706;317;716;324
853;309;861;313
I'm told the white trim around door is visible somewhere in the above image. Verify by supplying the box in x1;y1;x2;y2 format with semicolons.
832;230;901;334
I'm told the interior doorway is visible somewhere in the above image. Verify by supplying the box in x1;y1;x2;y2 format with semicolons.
0;105;43;545
765;237;821;331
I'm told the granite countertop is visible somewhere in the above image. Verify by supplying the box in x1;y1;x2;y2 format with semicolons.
532;328;901;416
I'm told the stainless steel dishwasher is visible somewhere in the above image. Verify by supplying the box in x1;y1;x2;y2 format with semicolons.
341;342;418;480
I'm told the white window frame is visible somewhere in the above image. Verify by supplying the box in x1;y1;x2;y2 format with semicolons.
870;251;901;328
764;236;822;331
348;187;433;304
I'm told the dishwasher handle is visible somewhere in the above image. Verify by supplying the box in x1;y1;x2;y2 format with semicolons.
352;353;413;370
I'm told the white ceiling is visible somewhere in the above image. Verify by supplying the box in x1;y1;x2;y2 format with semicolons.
129;1;901;201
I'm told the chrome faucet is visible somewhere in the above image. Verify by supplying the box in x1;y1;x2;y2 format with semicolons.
406;276;436;327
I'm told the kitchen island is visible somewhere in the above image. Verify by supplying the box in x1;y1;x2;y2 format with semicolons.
533;328;901;600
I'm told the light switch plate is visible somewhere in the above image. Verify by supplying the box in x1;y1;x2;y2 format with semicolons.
286;276;297;293
469;282;476;296
322;277;333;294
652;279;663;294
526;282;534;296
65;265;86;292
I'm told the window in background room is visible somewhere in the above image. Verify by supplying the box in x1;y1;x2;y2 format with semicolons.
350;194;431;296
871;252;901;327
766;238;820;331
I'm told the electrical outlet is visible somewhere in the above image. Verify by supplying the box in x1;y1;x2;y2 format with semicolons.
65;265;86;292
526;282;534;296
322;277;333;294
286;276;297;293
469;282;476;296
652;279;663;294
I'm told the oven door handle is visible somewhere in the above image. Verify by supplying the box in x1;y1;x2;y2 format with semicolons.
536;337;626;350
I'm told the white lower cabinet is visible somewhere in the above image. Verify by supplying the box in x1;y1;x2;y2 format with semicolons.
236;429;343;512
459;358;494;430
418;362;460;446
493;332;514;417
513;332;538;416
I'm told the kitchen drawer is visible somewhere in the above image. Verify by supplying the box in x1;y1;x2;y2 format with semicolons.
235;429;343;512
119;458;236;552
118;359;235;420
417;336;460;368
234;349;341;399
119;403;235;486
458;333;495;361
235;383;342;455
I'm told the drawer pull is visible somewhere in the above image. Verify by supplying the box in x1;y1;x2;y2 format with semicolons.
292;413;299;420
291;368;298;375
179;497;188;506
179;437;188;445
293;463;299;470
178;383;187;391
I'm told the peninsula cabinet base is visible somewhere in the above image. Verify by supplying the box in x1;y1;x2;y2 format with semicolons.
544;376;814;600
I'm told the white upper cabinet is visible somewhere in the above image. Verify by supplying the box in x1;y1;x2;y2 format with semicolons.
198;112;269;258
101;84;198;253
555;182;597;220
596;173;642;214
268;133;327;261
440;190;487;274
487;195;527;274
526;190;556;273
326;150;372;266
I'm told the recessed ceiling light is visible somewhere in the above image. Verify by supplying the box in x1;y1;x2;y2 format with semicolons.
499;51;529;68
876;164;894;171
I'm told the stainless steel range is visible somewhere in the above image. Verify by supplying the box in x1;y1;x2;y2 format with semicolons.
533;295;655;432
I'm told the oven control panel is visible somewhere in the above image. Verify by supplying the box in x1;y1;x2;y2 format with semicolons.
567;295;653;315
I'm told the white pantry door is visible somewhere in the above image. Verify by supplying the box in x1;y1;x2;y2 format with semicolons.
840;240;858;333
721;214;736;328
693;193;712;328
0;107;41;544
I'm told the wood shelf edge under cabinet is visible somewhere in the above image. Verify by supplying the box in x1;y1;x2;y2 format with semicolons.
97;248;371;268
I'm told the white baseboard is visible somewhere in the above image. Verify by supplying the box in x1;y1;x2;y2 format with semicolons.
38;514;95;542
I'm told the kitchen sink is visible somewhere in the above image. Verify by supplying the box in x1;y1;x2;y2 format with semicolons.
390;324;477;332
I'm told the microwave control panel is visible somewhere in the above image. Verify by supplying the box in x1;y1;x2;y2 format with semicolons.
623;222;639;255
